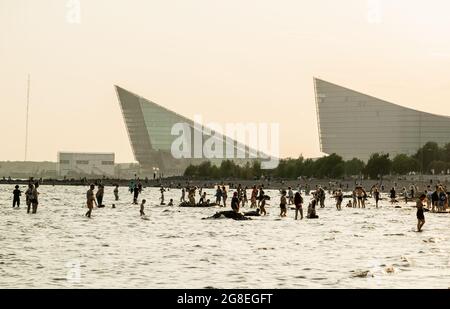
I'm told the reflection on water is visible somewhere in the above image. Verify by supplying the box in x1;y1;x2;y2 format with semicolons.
0;184;449;288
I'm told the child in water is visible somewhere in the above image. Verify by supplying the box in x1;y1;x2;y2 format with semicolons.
13;185;21;208
140;199;146;216
168;199;174;206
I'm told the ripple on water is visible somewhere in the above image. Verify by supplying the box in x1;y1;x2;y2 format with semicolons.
1;185;449;288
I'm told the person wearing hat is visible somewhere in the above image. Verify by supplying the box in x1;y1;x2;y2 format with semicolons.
12;185;21;208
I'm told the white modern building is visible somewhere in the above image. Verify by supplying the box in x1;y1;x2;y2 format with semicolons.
115;86;271;176
58;152;115;177
314;78;450;161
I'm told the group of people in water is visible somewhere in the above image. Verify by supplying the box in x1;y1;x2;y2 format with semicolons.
9;178;448;231
10;183;40;214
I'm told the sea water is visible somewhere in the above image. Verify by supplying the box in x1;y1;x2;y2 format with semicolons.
0;184;449;288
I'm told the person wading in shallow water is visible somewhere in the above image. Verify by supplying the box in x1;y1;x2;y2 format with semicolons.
294;191;303;220
416;194;426;232
280;190;287;217
334;189;343;211
133;185;140;204
231;192;240;213
85;184;97;218
25;183;33;213
114;184;119;201
30;183;40;214
140;199;146;217
12;185;21;208
96;184;104;207
215;186;222;205
222;186;228;207
373;187;380;208
250;185;258;208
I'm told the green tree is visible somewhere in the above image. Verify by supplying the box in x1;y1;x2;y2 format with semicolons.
428;160;448;174
414;142;441;172
392;154;420;175
364;153;392;179
184;164;198;177
345;158;365;176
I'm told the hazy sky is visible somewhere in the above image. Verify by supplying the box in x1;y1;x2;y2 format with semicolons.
1;0;449;162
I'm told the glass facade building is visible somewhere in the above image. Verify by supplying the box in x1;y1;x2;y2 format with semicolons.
314;78;450;161
115;86;263;176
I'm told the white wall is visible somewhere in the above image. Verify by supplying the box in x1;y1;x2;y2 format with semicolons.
58;153;115;177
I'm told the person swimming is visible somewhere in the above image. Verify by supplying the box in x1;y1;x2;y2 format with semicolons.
168;199;174;206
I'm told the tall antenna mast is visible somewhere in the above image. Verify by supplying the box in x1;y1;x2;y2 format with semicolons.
25;74;30;161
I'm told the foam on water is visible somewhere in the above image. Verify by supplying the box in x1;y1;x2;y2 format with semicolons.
0;184;449;288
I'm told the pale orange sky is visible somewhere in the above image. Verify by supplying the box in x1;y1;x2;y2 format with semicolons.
1;0;449;162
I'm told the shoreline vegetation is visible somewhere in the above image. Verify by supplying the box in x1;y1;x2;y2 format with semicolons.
0;177;449;191
2;142;450;189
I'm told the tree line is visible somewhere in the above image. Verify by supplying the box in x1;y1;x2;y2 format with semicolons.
183;141;450;180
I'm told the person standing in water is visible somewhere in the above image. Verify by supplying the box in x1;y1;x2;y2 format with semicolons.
243;187;248;207
259;194;267;216
96;184;104;207
30;182;39;214
133;185;140;204
231;192;240;213
280;190;287;217
85;184;97;218
215;186;222;205
222;186;228;207
180;187;186;203
12;185;21;208
250;185;258;208
114;184;119;201
25;183;34;213
258;185;265;207
390;187;396;205
373;187;380;208
334;189;343;211
287;187;294;205
416;194;426;232
402;187;408;204
294;191;303;220
140;199;146;217
160;186;166;205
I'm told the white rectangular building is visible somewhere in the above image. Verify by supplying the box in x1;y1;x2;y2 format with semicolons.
58;152;115;177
